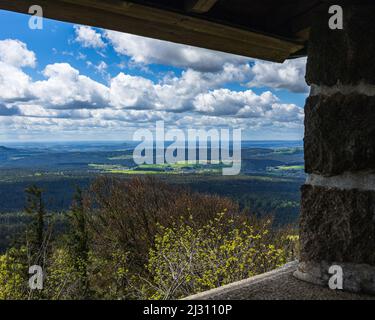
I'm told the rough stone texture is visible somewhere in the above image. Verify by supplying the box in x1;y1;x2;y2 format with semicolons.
300;185;375;265
306;172;375;191
300;2;375;296
304;94;375;176
185;262;375;300
294;261;375;295
306;4;375;86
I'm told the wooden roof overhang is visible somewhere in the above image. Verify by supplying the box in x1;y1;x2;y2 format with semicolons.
0;0;360;62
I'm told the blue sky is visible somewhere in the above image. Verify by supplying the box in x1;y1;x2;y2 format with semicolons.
0;9;308;141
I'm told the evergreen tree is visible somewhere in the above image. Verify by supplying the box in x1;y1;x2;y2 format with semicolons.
68;187;89;296
25;185;46;264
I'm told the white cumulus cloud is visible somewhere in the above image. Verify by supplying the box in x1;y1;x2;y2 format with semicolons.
194;89;278;116
104;30;249;72
0;37;305;139
74;25;106;48
193;88;304;124
248;58;308;93
0;39;36;68
0;39;36;102
32;63;110;109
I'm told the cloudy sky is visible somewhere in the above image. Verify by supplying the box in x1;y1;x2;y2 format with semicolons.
0;10;308;142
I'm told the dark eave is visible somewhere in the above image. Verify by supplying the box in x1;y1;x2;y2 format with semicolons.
0;0;329;62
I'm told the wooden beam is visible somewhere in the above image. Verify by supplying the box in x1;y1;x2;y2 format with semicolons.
185;0;218;13
270;2;322;40
0;0;304;62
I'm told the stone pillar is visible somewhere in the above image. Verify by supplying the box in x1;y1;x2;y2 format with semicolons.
294;4;375;294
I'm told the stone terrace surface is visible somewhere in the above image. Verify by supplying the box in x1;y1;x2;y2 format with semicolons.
184;262;375;300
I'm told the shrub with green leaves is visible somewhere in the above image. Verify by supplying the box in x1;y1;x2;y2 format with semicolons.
145;212;298;300
0;247;29;300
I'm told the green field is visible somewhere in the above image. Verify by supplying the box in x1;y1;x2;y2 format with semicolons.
273;165;304;171
89;161;229;175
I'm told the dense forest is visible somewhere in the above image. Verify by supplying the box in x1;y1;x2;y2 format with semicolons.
0;177;299;300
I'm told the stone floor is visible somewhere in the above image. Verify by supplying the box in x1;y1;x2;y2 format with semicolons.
184;261;375;300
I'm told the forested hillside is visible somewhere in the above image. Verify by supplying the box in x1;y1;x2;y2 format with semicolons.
0;177;298;300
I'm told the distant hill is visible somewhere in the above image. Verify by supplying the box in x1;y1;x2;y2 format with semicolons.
0;146;16;151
